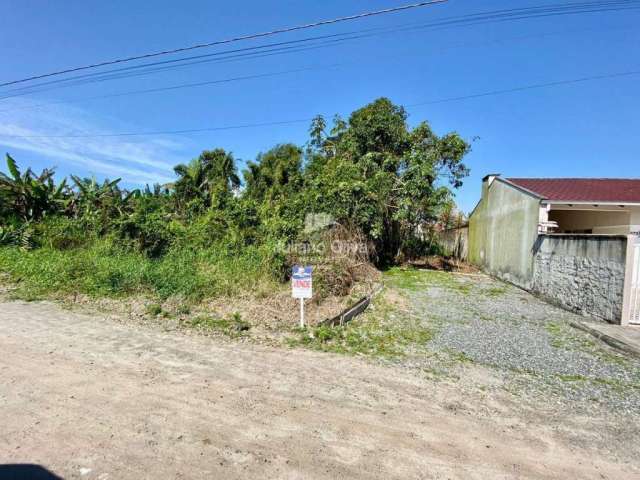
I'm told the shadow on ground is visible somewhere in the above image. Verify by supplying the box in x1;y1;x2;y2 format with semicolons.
0;465;63;480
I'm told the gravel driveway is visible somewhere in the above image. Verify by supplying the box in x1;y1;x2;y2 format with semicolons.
387;269;640;414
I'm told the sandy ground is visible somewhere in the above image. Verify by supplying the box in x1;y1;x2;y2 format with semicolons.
0;300;637;480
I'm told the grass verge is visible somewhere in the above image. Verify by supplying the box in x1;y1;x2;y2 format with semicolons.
0;240;281;302
383;267;472;295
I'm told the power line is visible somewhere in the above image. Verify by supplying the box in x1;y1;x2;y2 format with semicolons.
1;0;637;101
0;30;367;97
407;70;640;106
1;69;637;140
0;119;314;139
0;64;344;113
0;1;447;88
1;21;633;114
0;39;353;101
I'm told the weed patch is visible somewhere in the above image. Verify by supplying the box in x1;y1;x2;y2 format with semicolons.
288;295;433;358
555;373;640;393
544;321;628;367
145;303;164;316
383;267;472;295
189;312;250;337
483;286;507;297
289;319;433;357
446;349;474;364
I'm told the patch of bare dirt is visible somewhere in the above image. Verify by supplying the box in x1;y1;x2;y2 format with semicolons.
1;300;637;479
30;276;380;347
408;255;479;273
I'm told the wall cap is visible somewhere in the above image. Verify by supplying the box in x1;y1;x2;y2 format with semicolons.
538;233;628;239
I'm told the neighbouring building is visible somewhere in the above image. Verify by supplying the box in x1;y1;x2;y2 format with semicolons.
468;175;640;325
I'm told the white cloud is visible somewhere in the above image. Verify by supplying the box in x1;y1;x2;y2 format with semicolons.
0;98;185;185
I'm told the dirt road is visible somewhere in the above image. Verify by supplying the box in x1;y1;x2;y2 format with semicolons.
0;300;636;479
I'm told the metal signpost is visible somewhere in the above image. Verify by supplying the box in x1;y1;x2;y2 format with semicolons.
292;265;312;328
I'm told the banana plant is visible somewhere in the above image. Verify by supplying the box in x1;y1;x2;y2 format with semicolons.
0;153;69;221
69;175;122;219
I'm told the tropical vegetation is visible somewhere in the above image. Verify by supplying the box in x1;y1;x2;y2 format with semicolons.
0;98;470;302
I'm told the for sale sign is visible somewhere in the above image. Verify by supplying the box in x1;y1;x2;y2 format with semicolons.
292;265;313;299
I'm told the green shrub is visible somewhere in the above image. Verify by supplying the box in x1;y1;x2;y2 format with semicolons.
176;304;191;315
34;216;91;250
0;222;36;250
115;210;174;258
0;225;17;246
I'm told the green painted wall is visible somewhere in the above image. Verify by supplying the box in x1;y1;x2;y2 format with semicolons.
468;179;540;288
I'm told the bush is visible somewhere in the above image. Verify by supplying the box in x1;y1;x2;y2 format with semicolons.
34;216;90;250
396;235;444;264
115;210;174;258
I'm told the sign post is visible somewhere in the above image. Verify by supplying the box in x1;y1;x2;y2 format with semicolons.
292;266;312;328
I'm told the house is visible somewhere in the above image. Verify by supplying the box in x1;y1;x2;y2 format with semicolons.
468;175;640;325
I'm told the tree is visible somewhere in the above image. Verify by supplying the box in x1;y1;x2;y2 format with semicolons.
243;144;305;238
244;144;303;203
304;98;470;264
173;148;240;213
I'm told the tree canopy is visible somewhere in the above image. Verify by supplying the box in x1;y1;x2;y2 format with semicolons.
305;98;470;263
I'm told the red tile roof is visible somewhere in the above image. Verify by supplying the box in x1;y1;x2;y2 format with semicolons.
506;178;640;203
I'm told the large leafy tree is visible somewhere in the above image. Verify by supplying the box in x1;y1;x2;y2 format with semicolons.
305;98;470;264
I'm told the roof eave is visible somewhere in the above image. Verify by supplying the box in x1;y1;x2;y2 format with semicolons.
495;177;545;200
542;200;640;207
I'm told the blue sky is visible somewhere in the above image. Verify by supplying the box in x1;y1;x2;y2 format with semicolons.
0;0;638;212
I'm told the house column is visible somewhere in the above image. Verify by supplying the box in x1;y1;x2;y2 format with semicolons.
630;208;640;235
622;234;640;325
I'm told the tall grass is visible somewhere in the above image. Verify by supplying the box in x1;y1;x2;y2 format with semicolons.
0;239;283;301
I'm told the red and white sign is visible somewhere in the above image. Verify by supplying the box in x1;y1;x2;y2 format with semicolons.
292;265;313;299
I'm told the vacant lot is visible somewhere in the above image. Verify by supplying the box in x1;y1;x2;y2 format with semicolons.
1;270;639;479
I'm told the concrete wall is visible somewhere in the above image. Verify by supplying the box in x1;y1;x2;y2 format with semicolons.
438;226;468;260
532;235;628;322
549;209;632;234
469;178;540;288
